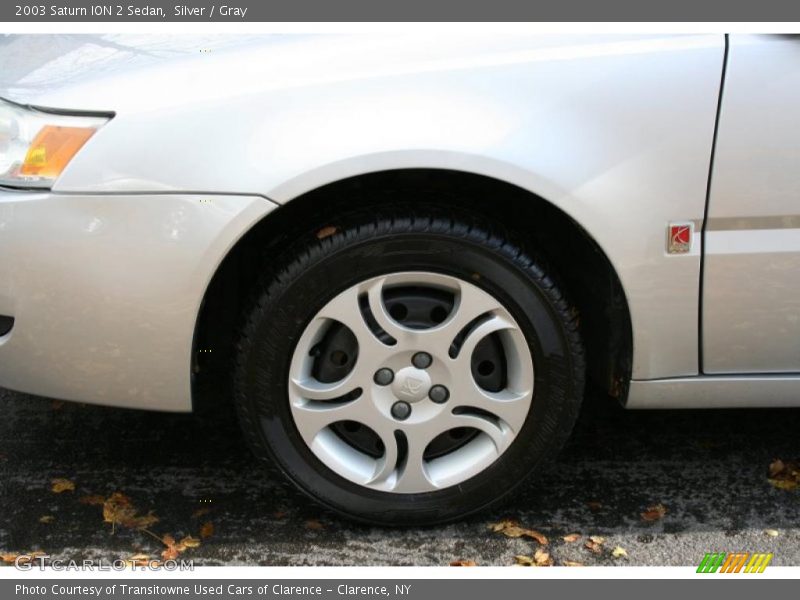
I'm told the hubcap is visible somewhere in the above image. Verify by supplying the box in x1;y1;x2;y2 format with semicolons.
288;271;534;493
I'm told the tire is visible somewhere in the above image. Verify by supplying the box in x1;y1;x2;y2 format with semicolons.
233;207;584;525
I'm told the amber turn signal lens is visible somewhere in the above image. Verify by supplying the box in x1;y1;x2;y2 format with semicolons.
19;125;97;179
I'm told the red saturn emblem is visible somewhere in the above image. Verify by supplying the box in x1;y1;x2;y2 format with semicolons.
667;222;693;254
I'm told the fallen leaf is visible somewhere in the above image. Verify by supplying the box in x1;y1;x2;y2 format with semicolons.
51;478;75;493
129;553;151;560
562;560;585;567
316;226;339;240
489;520;548;544
515;551;554;567
200;521;214;539
641;503;667;522
161;535;180;561
38;516;55;524
273;510;288;520
103;493;135;527
180;535;200;549
102;492;159;530
768;459;800;490
586;501;602;511
534;548;553;566
765;529;780;537
769;479;798;490
7;551;46;566
612;546;628;558
126;554;153;567
562;533;581;543
584;536;605;554
525;530;549;545
450;559;477;566
159;535;200;561
192;507;211;519
305;519;325;530
769;459;785;477
589;535;606;544
489;519;518;532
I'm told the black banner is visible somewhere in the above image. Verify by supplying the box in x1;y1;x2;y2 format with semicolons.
3;579;796;600
3;0;800;21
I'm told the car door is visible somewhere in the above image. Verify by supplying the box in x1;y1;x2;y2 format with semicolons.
703;34;800;374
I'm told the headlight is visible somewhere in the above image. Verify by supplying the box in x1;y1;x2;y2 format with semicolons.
0;98;111;189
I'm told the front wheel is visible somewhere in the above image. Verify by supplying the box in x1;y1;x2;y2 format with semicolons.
233;209;584;525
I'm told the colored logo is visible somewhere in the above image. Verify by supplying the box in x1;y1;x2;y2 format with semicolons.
667;222;693;254
697;552;773;573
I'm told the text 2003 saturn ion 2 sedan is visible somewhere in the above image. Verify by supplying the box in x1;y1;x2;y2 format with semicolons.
1;34;798;524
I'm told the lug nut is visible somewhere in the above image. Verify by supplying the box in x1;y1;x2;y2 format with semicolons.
373;368;394;386
412;352;432;369
429;384;450;404
391;401;412;420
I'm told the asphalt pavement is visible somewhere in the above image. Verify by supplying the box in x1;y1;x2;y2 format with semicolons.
1;382;799;567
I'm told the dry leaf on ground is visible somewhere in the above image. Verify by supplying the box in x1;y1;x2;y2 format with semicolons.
4;551;46;565
38;516;55;524
562;533;581;543
640;503;667;522
584;536;605;554
305;519;325;530
612;546;628;558
589;535;605;544
768;459;800;490
489;520;548;545
586;501;602;511
181;535;200;549
490;519;518;532
51;478;75;493
533;549;553;566
161;535;179;561
125;554;154;567
765;529;780;537
192;507;211;519
450;559;477;566
515;550;552;567
161;535;201;561
102;492;159;530
769;459;786;477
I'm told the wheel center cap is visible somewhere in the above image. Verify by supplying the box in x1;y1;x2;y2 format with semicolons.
391;367;432;403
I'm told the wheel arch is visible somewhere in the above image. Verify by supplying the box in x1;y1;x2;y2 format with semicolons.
192;168;633;409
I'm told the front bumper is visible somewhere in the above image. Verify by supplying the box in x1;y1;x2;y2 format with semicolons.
0;190;276;411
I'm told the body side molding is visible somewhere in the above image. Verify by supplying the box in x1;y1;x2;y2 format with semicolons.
627;375;800;409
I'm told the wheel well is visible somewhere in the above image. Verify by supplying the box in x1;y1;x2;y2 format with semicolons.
193;169;632;408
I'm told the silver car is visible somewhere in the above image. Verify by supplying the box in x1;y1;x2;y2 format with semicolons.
1;33;797;524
